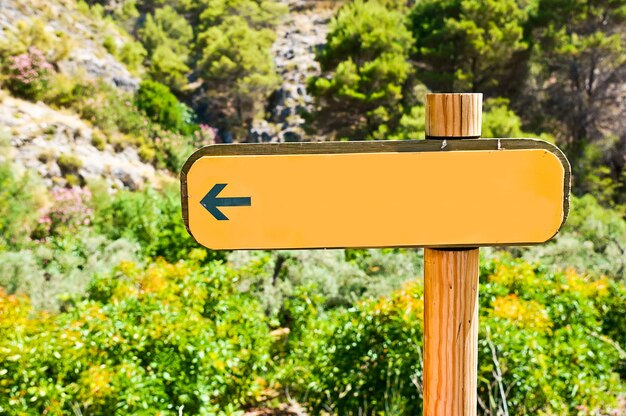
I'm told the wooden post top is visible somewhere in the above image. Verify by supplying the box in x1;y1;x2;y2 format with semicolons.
425;93;482;138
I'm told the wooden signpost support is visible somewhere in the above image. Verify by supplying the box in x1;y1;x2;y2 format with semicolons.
423;94;481;415
180;93;571;416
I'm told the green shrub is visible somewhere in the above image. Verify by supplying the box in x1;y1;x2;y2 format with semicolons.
308;0;414;140
0;232;139;311
31;186;92;239
0;259;273;414
148;124;195;172
478;257;626;414
280;257;626;414
4;48;53;101
229;248;422;317
50;80;147;139
116;40;147;72
37;150;55;163
42;73;84;108
135;80;186;133
102;35;117;55
79;82;147;136
198;15;280;134
283;281;424;414
389;105;426;140
482;98;526;138
64;173;81;187
91;183;225;264
138;144;156;162
0;18;72;64
56;154;83;174
108;134;127;153
90;130;107;150
0;162;43;250
147;44;190;91
520;194;626;279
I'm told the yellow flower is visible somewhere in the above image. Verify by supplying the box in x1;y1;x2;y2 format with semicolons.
491;294;552;332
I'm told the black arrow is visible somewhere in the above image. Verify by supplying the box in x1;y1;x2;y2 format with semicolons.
200;183;251;220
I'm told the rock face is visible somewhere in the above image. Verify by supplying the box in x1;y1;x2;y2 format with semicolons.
0;0;139;92
251;0;335;142
0;95;157;190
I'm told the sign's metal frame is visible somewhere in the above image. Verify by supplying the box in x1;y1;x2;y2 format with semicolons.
180;138;571;249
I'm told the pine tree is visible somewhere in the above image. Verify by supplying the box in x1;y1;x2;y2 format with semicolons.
410;0;528;93
308;0;414;140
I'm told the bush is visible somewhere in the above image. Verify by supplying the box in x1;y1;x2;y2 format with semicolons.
4;48;53;101
116;40;147;72
148;124;195;171
90;130;107;150
280;257;626;414
283;281;425;414
91;183;225;263
482;98;526;138
0;18;73;65
135;80;186;133
0;232;139;311
0;259;273;414
45;80;149;140
520;194;626;279
102;35;117;55
138;143;156;162
478;257;626;414
56;154;83;175
76;81;148;137
31;187;92;239
229;248;422;317
0;162;43;250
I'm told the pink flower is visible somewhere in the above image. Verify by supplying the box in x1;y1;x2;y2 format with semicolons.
9;48;52;85
35;186;94;237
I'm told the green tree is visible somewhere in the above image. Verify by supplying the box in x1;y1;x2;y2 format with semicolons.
139;6;192;56
196;0;286;30
148;45;189;91
135;80;186;132
138;5;193;90
308;0;415;140
197;15;279;137
481;97;534;138
410;0;528;92
523;0;626;204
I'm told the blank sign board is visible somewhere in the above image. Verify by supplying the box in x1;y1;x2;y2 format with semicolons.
181;139;570;250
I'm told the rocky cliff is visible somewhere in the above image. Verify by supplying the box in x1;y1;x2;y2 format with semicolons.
252;0;336;142
0;0;138;90
0;94;157;190
0;0;337;189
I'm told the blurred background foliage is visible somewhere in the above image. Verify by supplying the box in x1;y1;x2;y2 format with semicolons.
0;0;625;414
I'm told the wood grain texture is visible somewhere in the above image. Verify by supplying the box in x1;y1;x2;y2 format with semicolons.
426;94;482;138
424;248;479;416
423;93;481;415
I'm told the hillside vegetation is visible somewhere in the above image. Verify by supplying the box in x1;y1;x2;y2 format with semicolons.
0;0;625;414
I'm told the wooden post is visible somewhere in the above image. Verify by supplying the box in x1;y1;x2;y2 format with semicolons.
423;93;482;416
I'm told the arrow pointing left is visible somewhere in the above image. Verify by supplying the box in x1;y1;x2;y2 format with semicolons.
200;183;252;221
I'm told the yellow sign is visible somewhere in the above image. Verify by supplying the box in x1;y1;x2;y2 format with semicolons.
181;139;570;250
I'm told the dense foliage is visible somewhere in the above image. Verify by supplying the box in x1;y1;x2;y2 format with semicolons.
277;257;626;415
101;0;286;137
0;259;273;415
136;80;189;133
1;254;625;415
1;0;625;414
308;0;625;208
307;0;415;140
